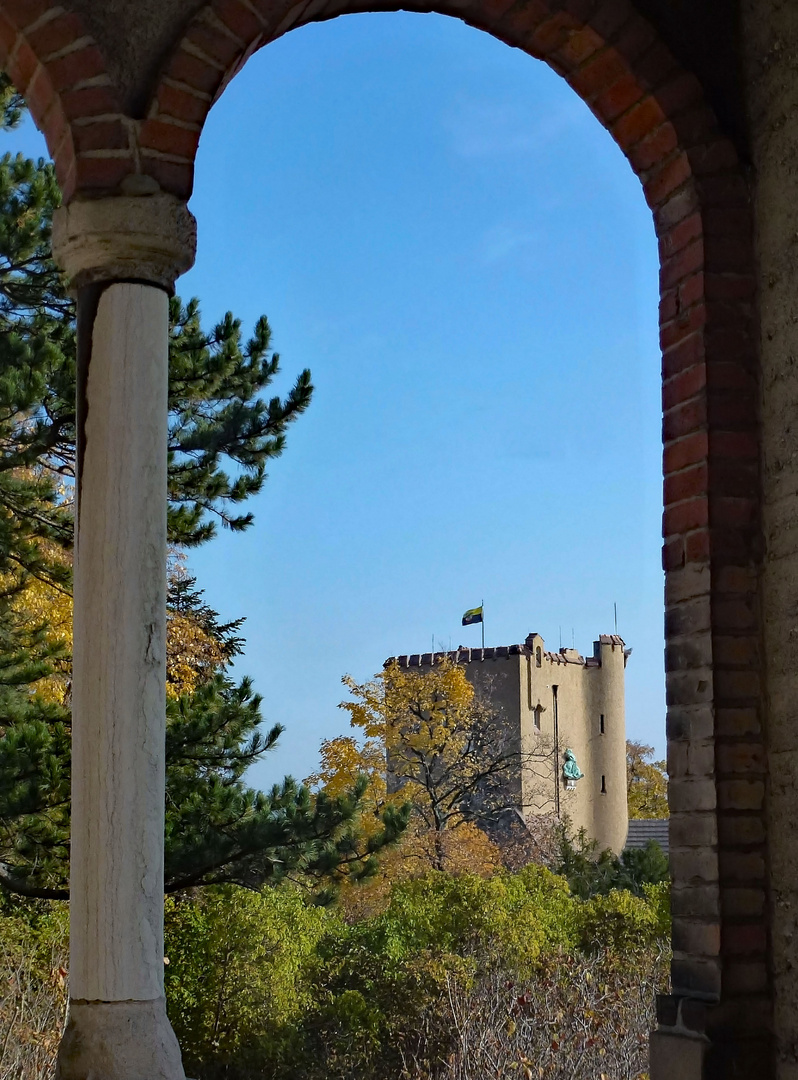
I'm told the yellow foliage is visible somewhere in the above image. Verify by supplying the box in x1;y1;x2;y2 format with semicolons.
338;819;503;922
165;610;227;698
341;658;475;746
396;820;502;879
314;658;512;914
10;545;228;702
164;553;233;697
342;658;510;837
308;735;387;802
307;735;395;845
9;540;72;705
626;740;669;819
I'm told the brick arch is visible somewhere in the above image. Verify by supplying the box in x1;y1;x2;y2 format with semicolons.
151;0;763;1054
13;0;764;1064
147;0;762;1049
0;1;124;199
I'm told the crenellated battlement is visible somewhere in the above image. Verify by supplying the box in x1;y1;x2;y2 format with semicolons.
386;633;630;671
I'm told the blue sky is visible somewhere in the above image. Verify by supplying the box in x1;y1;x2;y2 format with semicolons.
9;12;665;785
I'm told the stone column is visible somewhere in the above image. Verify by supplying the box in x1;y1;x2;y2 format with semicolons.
741;4;798;1078
51;188;196;1079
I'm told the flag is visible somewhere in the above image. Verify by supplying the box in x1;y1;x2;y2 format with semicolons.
462;606;483;626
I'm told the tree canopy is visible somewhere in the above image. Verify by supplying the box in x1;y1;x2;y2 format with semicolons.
341;658;525;839
0;558;408;900
626;740;669;820
0;148;313;566
0;82;403;901
310;658;533;909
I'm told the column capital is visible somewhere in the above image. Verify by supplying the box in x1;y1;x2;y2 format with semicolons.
52;190;196;292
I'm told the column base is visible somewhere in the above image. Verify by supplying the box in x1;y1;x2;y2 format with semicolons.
55;998;185;1080
650;1028;707;1080
651;993;774;1080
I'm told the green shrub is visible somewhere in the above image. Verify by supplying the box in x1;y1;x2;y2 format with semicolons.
0;896;68;1078
0;868;669;1080
485;863;579;970
576;883;668;953
164;885;333;1076
554;824;670;899
162;866;669;1079
0;863;670;1080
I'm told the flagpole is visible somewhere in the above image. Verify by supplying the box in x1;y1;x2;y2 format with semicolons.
481;598;484;649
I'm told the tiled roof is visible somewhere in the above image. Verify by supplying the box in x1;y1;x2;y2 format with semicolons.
625;818;669;856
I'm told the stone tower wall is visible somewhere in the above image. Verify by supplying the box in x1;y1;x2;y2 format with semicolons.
522;635;629;854
587;639;629;853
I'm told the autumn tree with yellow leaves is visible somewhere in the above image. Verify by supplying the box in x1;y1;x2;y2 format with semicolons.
344;658;528;841
8;545;241;706
626;740;669;819
312;658;536;907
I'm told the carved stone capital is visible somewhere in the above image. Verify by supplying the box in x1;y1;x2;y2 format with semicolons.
52;192;196;291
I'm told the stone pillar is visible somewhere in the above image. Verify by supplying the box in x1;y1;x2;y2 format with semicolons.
741;3;798;1078
51;188;196;1079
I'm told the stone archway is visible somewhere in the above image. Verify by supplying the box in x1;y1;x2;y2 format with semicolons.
0;1;768;1077
143;7;769;1067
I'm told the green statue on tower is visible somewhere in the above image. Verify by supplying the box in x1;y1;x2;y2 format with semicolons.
562;748;584;790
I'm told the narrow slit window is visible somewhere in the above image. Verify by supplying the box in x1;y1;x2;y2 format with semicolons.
601;775;607;794
534;706;541;730
600;713;605;735
536;646;542;668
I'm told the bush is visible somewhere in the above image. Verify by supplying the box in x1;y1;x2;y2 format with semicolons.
164;885;333;1077
343;865;576;968
294;869;668;1079
0;865;670;1080
164;868;669;1079
576;883;669;954
0;897;68;1079
436;947;667;1080
553;824;669;899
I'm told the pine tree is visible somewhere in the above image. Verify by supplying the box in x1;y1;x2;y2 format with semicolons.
0;80;404;900
0;153;312;562
163;673;408;896
1;557;407;900
0;559;407;903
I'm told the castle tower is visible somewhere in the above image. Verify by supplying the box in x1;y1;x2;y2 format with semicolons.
387;630;629;854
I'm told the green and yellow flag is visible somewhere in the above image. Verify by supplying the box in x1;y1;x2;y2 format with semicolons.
462;606;483;626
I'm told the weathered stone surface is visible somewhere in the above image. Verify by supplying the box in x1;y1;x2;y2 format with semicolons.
52;192;196;290
650;1029;707;1080
741;1;798;1073
56;999;185;1080
69;283;170;1004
